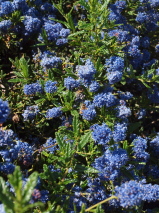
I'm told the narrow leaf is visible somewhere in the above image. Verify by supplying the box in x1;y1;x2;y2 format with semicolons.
22;172;38;203
78;131;91;150
0;177;14;210
8;166;22;191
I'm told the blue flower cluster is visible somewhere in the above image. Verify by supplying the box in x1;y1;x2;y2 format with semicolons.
46;107;62;119
150;133;159;156
0;20;12;33
40;55;62;71
105;56;124;84
93;91;118;108
93;148;128;181
23;16;41;37
44;80;57;93
43;22;70;45
115;104;131;119
76;59;96;85
0;0;70;49
64;77;79;90
132;136;149;165
113;122;127;142
81;104;96;121
0;128;35;174
0;99;10;124
91;123;112;145
108;0;159;72
42;137;57;153
115;180;159;208
22;105;39;121
23;82;43;95
30;189;49;204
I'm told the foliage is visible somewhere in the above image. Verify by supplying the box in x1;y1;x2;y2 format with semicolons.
0;0;159;212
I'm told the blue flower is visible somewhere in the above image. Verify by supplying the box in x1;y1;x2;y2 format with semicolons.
60;28;70;38
105;56;124;73
108;9;126;24
44;80;57;93
107;71;123;84
92;148;128;181
40;2;55;12
81;105;96;121
116;105;131;118
43;22;62;41
91;123;112;145
30;189;49;203
131;36;140;46
23;16;41;36
56;38;68;46
142;49;151;62
64;77;79;90
150;133;159;156
132;136;149;161
0;20;12;33
22;105;39;121
140;36;150;48
13;0;28;12
40;55;62;70
113;122;127;142
43;138;57;153
0;204;5;213
137;109;146;119
136;12;149;23
155;44;159;52
115;180;145;208
46;107;62;119
0;1;14;15
128;45;142;58
89;81;100;92
105;56;124;84
85;178;108;204
0;99;10;123
15;140;33;156
114;1;126;10
108;29;130;42
23;83;43;95
0;162;15;174
0;129;14;147
149;0;159;7
115;181;159;208
118;91;133;100
93;92;118;108
76;61;96;81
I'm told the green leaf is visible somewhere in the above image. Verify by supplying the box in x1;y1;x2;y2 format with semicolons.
22;172;38;203
78;131;91;150
8;78;26;83
65;142;74;160
68;30;85;39
123;140;128;150
56;132;64;149
128;122;142;133
19;57;29;79
72;114;80;138
0;177;14;210
78;0;90;10
8;166;22;191
49;17;69;29
22;202;44;213
84;167;99;174
34;98;46;104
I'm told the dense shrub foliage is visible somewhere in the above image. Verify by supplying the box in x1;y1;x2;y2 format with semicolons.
1;0;159;212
